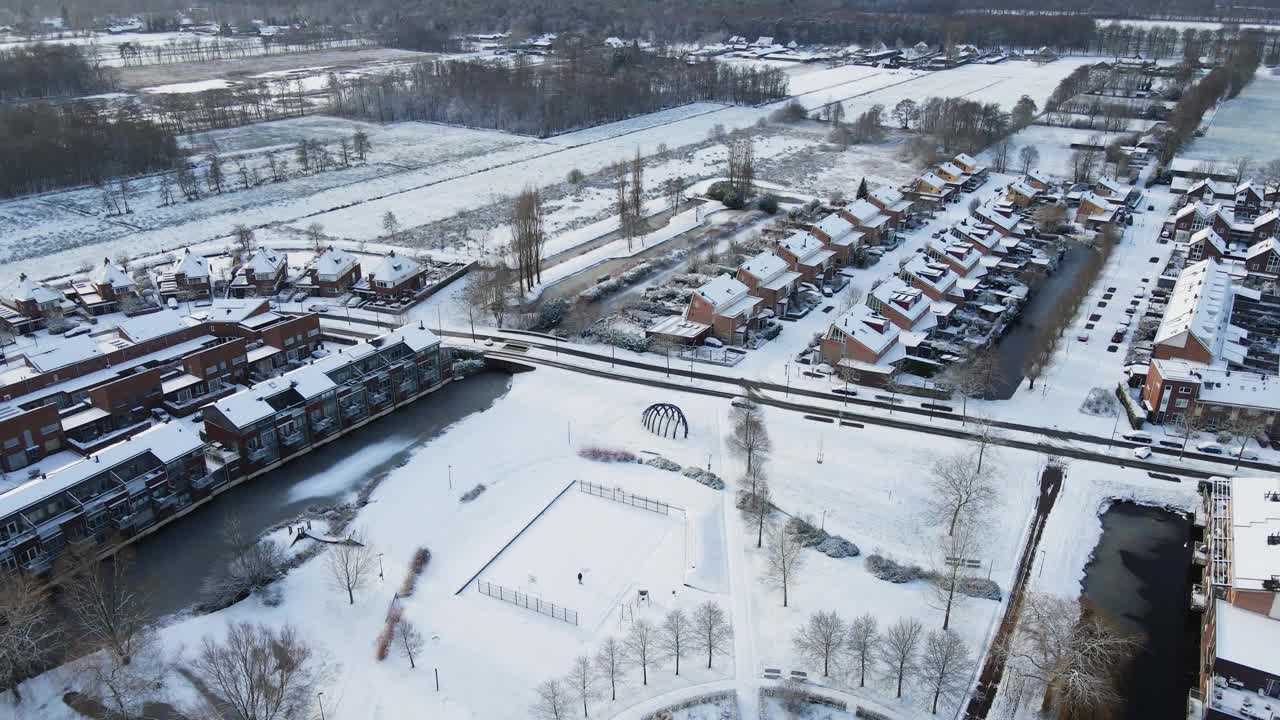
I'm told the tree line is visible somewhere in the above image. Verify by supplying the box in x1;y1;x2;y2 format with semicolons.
0;102;178;198
329;46;787;137
1158;31;1263;166
0;43;114;101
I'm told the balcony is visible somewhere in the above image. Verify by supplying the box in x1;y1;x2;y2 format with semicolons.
340;403;365;420
311;416;336;435
22;552;52;575
279;431;307;448
368;391;390;407
1190;583;1207;612
246;446;276;464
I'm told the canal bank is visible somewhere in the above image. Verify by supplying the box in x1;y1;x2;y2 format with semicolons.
1081;502;1198;720
127;371;513;620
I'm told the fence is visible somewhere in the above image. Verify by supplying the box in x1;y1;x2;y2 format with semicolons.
477;580;578;626
578;480;671;515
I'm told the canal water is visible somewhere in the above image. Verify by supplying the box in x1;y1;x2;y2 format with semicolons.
1081;502;1198;720
988;242;1093;399
126;371;513;620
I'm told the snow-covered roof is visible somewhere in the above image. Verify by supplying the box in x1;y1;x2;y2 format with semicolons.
244;249;286;276
91;258;134;290
1080;192;1118;213
117;309;194;343
1190;228;1226;255
779;231;832;265
955;152;979;168
738;251;789;284
693;275;751;313
8;273;62;305
1187;178;1235;197
938;162;966;178
1246;237;1280;260
1026;170;1053;186
369;250;422;285
173;248;210;279
869;186;905;208
904;256;958;295
1007;180;1040;198
1153;259;1234;354
871;277;932;326
187;298;271;325
1225;476;1280;593
917;172;947;190
0;422;202;519
829;304;900;357
1214;600;1280;676
311;246;359;277
813;213;858;245
843;200;884;225
1096;177;1133;197
929;240;982;274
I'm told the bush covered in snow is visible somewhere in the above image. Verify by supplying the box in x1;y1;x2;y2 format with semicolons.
399;547;431;597
1079;387;1119;416
787;515;860;558
579;261;659;303
865;553;926;583
533;298;570;330
758;322;782;341
955;576;1002;601
578;446;639;463
584;327;650;353
681;466;725;489
460;483;486;502
451;358;487;378
644;456;682;472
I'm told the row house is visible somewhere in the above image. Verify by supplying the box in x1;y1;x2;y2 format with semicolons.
297;246;362;297
953;152;988;181
776;231;835;284
926;240;987;280
0;403;63;473
819;304;905;383
1167;202;1280;247
1189;232;1280;278
903;171;957;208
1094;177;1141;207
0;422;211;576
1006;180;1043;208
867;187;914;225
354;251;428;300
0;274;69;335
155;249;212;301
202;323;448;480
809;213;864;265
1076;192;1122;230
973;204;1029;240
1232;182;1266;220
935;161;971;192
1143;358;1280;433
1024;170;1055;192
901;255;965;304
737;251;800;318
71;258;138;315
1245;238;1280;278
683;275;763;345
867;278;937;332
1152;259;1236;366
1184;179;1238;205
839;199;894;245
1195;476;1280;720
230;248;288;298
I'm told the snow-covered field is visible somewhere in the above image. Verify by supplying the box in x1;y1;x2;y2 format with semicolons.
1181;69;1280;163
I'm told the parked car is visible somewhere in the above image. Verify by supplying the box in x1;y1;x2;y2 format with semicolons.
291;290;308;302
1238;449;1260;461
1123;431;1153;444
1111;331;1125;343
1132;446;1152;459
1076;333;1089;342
1196;442;1225;455
307;303;330;312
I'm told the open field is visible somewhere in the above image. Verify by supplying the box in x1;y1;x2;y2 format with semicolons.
114;46;430;89
1181;68;1280;163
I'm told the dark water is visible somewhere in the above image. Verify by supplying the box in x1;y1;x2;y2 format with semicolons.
126;372;512;620
989;243;1093;399
1081;502;1197;720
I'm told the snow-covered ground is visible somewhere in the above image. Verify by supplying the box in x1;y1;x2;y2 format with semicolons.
1180;68;1280;163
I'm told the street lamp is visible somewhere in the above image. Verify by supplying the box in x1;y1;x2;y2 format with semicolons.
378;552;384;580
448;464;453;490
317;692;326;720
785;362;790;397
821;509;827;531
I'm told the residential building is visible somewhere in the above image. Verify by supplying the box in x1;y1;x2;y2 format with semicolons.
867;278;936;332
819;304;904;381
904;172;956;207
1095;177;1140;207
736;251;800;317
1025;170;1055;191
839;199;893;245
298;246;361;297
809;213;864;265
867;187;914;224
355;250;428;299
72;258;137;314
1245;239;1280;278
1144;359;1280;433
1076;192;1122;230
230;249;288;298
1151;259;1236;365
901;255;964;303
775;231;835;284
1;274;67;334
682;275;763;344
156;249;211;301
1006;180;1041;207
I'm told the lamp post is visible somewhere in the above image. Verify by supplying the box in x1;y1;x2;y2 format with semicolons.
821;509;827;531
378;552;384;580
785;362;790;397
317;692;326;720
448;464;453;490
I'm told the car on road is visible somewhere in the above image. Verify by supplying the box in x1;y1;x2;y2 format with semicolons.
1196;442;1226;455
1123;431;1153;444
1076;333;1089;342
307;303;330;312
1132;446;1152;459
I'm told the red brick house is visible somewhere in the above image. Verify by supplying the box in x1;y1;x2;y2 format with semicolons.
1187;228;1228;263
1;274;66;334
736;251;800;317
867;277;935;331
1151;259;1233;365
820;304;904;382
1005;180;1041;208
231;249;288;298
776;231;835;284
356;251;427;299
839;199;893;245
299;246;361;297
157;249;212;301
808;213;864;265
901;256;963;303
1245;238;1280;277
683;275;763;344
72;258;137;314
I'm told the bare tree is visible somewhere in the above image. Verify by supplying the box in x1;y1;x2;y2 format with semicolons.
991;138;1013;173
80;627;166;720
1227;416;1266;469
938;351;997;422
665;176;686;211
565;654;597;717
0;572;61;692
927;452;999;536
625;619;656;685
305;223;325;253
61;548;150;664
353;130;371;161
614;161;634;252
203;514;286;605
659;608;690;676
1232;155;1252;184
920;629;971;714
1019;145;1041;174
190;622;326;720
394;615;425;669
762;520;806;608
594;636;626;701
748;479;773;549
381;210;401;242
999;593;1140;718
157;172;175;207
1171;406;1208;459
880;617;924;699
629;148;646;238
233;224;255;255
691;601;733;669
727;399;771;474
205;153;225;194
929;521;984;630
532;678;571;720
846;613;879;688
512;186;547;291
793;610;847;677
326;529;376;605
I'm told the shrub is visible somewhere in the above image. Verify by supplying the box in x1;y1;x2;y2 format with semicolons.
578;446;639;463
1079;387;1118;416
376;606;401;661
399;547;431;597
534;298;570;330
787;515;859;558
682;466;725;490
865;553;926;583
722;191;746;210
566;168;585;184
759;322;782;340
644;456;682;472
770;99;808;123
757;194;779;214
460;483;486;502
815;536;860;558
452;358;486;378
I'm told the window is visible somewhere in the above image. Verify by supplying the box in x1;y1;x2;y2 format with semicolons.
3;519;19;538
232;356;245;365
308;328;320;337
279;420;297;437
1267;253;1280;274
0;554;15;571
3;438;17;449
1174;399;1189;409
1188;243;1203;261
40;424;59;436
1178;386;1191;394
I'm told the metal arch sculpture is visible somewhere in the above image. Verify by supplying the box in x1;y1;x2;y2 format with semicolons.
642;403;689;439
